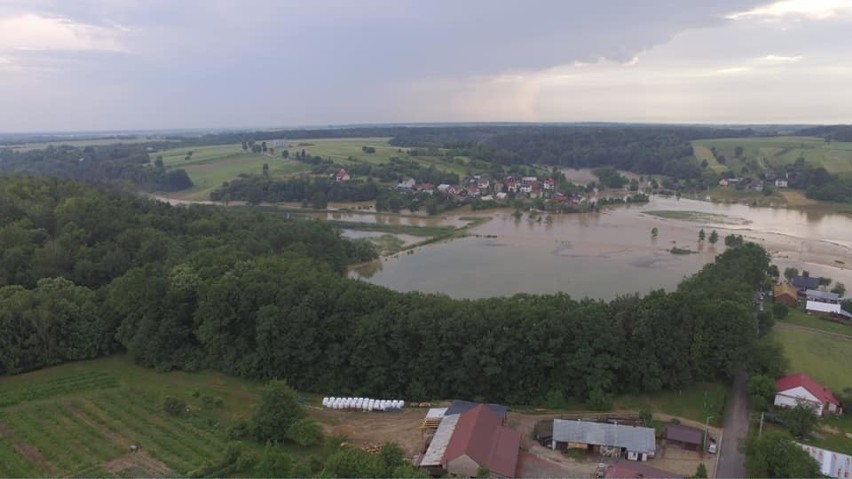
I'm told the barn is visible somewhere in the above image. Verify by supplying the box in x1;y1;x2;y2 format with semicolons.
551;420;656;461
664;424;704;451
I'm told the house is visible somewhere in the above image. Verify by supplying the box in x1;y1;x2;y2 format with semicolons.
806;289;840;304
271;138;288;149
792;276;821;292
718;179;729;187
334;169;350;182
798;443;852;479
774;373;842;416
551;420;656;461
477;178;490;190
437;184;451;193
775;179;788;188
496;192;508;200
397;177;416;189
774;283;799;307
543;178;556;191
420;403;520;478
467;187;481;197
606;460;681;479
663;424;703;451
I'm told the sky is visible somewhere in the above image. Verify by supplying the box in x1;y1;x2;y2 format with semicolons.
1;0;851;132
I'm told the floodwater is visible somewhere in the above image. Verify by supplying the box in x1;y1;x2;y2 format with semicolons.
350;196;852;300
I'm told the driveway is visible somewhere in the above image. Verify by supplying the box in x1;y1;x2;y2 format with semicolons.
716;372;749;478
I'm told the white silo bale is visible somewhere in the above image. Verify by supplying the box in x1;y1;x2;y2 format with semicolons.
323;397;329;407
400;400;405;409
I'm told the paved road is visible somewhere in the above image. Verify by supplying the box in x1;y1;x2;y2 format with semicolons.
716;372;749;478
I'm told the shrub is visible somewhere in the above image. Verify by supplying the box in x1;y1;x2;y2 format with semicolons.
163;396;187;416
286;417;324;447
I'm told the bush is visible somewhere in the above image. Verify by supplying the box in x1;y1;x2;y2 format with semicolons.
163;396;187;416
585;387;613;411
252;380;305;442
286;417;324;447
772;303;789;319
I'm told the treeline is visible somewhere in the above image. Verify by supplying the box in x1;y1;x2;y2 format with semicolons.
0;143;193;192
1;176;772;406
781;158;852;203
388;125;753;180
210;176;381;207
796;124;852;142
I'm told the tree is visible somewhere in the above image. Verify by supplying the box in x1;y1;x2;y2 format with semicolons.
818;277;832;287
832;282;846;296
282;150;289;159
783;267;799;281
154;156;164;168
782;401;819;438
262;163;269;178
709;230;719;245
242;141;248;151
261;141;268;153
251;380;304;442
693;463;708;478
724;234;744;248
651;227;658;238
698;229;706;242
745;432;820;478
747;374;775;412
772;303;789;319
254;443;293;477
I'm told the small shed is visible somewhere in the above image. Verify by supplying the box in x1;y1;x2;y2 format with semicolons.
664;424;704;451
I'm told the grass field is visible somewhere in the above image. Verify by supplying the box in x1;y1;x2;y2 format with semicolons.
615;382;726;426
157;138;470;201
693;136;852;178
4;137;162;151
643;209;750;225
0;356;262;477
781;309;852;336
769;327;852;392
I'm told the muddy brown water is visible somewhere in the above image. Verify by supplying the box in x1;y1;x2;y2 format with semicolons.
350;196;852;300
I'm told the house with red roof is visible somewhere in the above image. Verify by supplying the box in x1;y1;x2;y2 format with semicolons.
543;178;556;191
774;373;842;416
334;169;350;182
443;405;520;478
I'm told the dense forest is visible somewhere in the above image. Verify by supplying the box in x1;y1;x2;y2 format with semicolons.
1;176;774;405
796;125;852;142
0;143;192;192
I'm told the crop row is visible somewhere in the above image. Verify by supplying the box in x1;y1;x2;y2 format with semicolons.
0;439;40;477
0;372;118;407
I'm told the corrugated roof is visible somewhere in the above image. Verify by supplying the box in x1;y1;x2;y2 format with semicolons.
807;301;841;314
445;400;507;418
420;414;459;467
426;407;448;420
776;373;840;407
806;289;840;301
553;420;656;454
443;405;520;478
664;424;703;446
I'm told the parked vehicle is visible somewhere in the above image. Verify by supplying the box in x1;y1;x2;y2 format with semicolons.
707;438;718;454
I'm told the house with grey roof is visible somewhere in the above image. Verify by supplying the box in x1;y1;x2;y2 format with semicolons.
551;420;656;461
806;289;840;304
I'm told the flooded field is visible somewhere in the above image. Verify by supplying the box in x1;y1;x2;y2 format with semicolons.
351;196;852;300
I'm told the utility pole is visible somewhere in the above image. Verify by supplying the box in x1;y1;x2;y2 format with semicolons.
758;411;765;438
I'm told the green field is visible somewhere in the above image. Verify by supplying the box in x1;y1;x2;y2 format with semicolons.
693;136;852;178
769;327;852;392
780;309;852;336
616;382;727;426
643;209;750;225
0;356;262;477
157;138;471;201
4;137;162;152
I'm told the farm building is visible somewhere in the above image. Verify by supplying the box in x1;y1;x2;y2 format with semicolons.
806;289;841;304
420;403;520;478
270;138;288;149
551;420;656;461
664;424;704;451
774;373;842;416
798;443;852;479
773;283;799;307
792;276;821;292
334;169;350;182
806;301;852;320
606;460;681;479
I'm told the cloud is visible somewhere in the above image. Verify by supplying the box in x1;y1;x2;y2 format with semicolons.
0;13;128;52
728;0;852;20
758;54;803;63
0;56;21;71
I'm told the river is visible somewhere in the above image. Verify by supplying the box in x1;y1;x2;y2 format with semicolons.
350;196;852;300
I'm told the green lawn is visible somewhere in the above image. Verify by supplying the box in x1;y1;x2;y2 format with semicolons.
769;327;852;392
615;382;727;426
0;356;264;477
780;309;852;336
692;136;852;177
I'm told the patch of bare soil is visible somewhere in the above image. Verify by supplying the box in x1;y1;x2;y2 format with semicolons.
307;406;428;457
103;451;172;478
0;421;57;475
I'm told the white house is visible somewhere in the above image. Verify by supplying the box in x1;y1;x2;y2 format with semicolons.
798;443;852;479
775;179;788;188
774;373;842;416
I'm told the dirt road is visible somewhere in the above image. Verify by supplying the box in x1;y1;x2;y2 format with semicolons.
716;373;748;478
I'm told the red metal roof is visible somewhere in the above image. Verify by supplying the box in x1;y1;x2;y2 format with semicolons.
606;460;681;479
776;373;840;406
443;404;521;478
